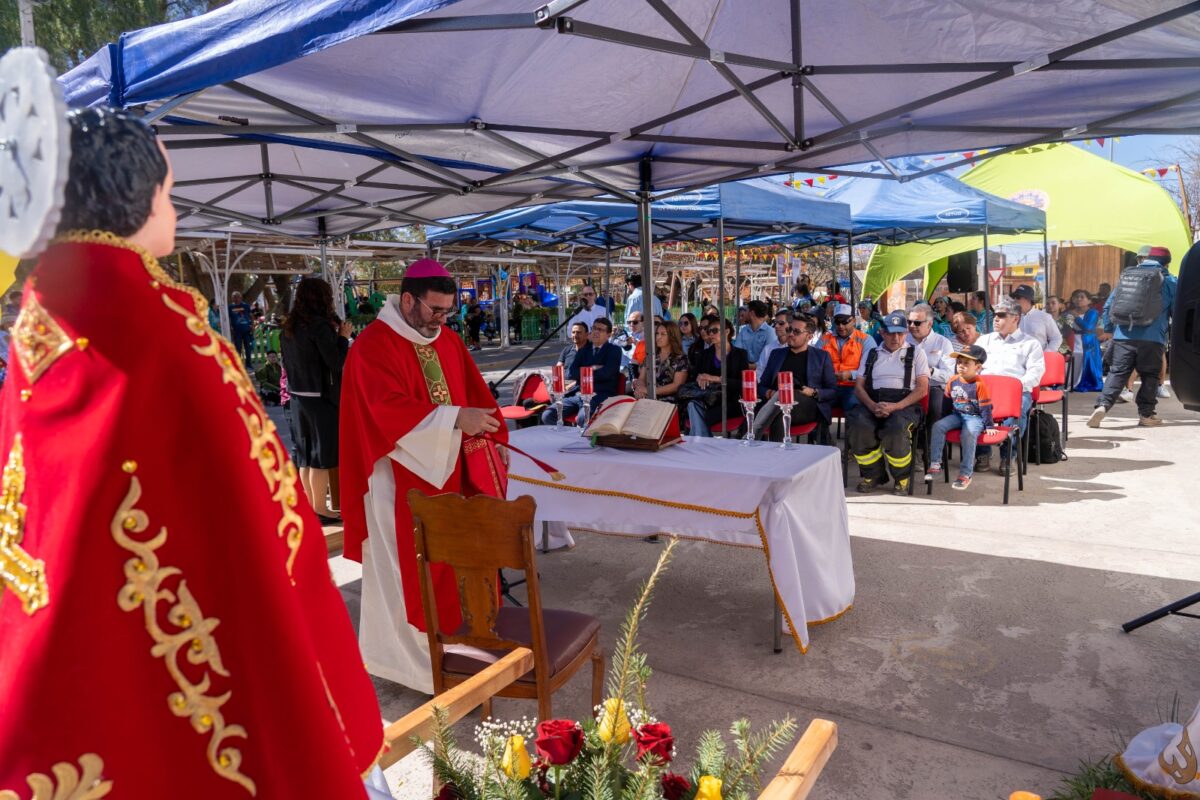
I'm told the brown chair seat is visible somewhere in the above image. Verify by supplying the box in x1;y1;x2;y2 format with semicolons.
444;607;601;680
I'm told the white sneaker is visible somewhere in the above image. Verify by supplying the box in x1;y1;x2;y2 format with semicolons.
1087;406;1106;428
1157;384;1171;399
1118;389;1134;403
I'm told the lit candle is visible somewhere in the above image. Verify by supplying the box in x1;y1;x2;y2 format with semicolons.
741;369;757;403
778;371;794;405
552;364;565;394
580;366;594;395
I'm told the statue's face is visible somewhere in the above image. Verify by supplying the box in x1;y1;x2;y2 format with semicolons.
140;141;177;258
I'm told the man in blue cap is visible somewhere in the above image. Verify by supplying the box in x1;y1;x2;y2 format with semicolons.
847;310;930;495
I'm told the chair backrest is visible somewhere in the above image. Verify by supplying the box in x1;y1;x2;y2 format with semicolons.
409;491;549;664
515;373;550;404
1040;351;1066;387
980;375;1022;421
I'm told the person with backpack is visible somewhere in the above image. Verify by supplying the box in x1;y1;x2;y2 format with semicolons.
848;311;930;495
1088;245;1177;428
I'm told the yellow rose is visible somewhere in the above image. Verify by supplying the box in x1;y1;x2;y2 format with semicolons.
501;735;532;780
696;775;723;800
1008;794;1041;800
597;698;631;744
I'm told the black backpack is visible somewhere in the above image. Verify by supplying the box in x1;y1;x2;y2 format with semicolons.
1024;409;1066;464
1109;266;1164;327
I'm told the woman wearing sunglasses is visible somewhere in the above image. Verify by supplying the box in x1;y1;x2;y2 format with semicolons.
685;319;748;437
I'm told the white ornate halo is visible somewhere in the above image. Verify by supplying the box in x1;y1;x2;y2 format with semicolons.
0;48;70;259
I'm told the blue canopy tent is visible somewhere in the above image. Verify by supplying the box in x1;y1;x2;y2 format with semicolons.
60;0;1200;403
739;159;1047;301
428;178;852;431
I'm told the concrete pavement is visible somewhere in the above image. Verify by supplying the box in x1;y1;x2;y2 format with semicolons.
329;385;1199;799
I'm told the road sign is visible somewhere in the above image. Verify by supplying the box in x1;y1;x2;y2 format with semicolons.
987;267;1004;285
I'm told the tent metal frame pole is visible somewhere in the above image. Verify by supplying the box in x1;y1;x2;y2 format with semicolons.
604;232;612;318
735;247;742;316
718;218;727;435
638;159;656;401
1043;229;1051;299
847;234;855;308
981;223;989;307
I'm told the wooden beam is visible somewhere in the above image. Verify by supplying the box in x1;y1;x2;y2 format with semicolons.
756;719;838;800
379;647;535;769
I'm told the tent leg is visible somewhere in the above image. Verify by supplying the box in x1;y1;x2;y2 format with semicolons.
982;224;989;305
638;159;656;400
604;231;612;317
735;245;742;317
847;233;856;308
1043;229;1051;299
718;219;727;437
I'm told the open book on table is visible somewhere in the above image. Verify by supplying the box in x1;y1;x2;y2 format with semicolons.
583;396;682;451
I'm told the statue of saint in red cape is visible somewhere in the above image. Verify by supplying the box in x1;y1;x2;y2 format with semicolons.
0;108;384;797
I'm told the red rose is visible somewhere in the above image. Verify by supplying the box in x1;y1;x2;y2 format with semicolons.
661;772;691;800
534;719;584;766
634;722;674;765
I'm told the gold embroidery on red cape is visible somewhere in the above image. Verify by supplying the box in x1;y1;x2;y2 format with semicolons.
0;752;112;799
0;434;47;616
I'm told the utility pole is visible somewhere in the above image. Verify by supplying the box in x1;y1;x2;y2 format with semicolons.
17;0;36;46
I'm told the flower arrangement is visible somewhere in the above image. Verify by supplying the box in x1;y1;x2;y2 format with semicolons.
419;538;797;800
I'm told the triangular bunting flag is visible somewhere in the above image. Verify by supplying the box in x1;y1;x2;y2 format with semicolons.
817;176;827;184
1096;137;1105;146
963;151;975;159
804;178;814;186
1158;168;1169;178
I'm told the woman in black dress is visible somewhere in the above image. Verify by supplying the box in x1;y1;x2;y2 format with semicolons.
281;278;352;523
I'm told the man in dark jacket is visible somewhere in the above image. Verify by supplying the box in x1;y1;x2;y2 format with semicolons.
755;314;838;441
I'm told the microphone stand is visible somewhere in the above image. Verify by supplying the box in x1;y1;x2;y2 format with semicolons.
486;303;589;400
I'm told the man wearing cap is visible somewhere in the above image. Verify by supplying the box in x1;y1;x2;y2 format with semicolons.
1088;246;1177;428
976;296;1045;474
905;302;955;429
1011;284;1063;352
848;310;929;494
823;303;876;412
340;259;511;693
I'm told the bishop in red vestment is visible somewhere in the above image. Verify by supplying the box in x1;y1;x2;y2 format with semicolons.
0;109;384;798
341;260;509;693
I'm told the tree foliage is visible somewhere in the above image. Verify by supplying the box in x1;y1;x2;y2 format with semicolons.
0;1;228;74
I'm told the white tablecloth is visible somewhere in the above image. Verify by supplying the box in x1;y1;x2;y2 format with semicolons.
505;427;855;652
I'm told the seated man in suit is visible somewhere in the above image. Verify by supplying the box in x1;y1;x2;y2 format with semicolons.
754;314;838;441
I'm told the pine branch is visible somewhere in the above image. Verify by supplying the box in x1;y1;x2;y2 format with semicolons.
690;729;728;782
415;706;483;800
606;538;679;704
721;718;798;795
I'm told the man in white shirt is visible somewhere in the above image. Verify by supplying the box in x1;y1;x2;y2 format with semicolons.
568;284;605;331
976;296;1046;474
623;272;663;325
905;302;954;428
1011;284;1063;352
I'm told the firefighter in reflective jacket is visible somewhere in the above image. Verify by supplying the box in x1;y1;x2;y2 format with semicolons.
848;311;929;495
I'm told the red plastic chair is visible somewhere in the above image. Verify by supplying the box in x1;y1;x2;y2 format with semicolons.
500;373;550;422
709;415;746;437
933;375;1025;504
1030;351;1067;464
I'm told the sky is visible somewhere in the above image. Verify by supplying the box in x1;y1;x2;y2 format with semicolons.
781;134;1196;265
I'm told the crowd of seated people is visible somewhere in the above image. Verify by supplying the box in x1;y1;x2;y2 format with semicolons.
523;274;1149;498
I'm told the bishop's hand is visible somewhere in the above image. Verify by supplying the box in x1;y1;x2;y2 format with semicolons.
457;407;501;436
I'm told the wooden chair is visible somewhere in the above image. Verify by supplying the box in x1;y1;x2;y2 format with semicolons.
409;490;603;721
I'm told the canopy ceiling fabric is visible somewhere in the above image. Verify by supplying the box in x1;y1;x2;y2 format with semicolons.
862;142;1193;300
58;0;1200;239
426;177;853;248
738;157;1046;248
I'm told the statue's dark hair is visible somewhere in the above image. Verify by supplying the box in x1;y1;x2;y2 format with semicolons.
55;107;168;237
400;275;457;299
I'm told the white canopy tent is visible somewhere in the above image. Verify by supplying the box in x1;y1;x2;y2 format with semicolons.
61;0;1200;389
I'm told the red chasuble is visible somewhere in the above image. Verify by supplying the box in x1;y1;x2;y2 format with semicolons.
340;311;508;634
0;234;383;797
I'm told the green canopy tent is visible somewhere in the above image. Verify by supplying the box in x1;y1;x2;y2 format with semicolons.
862;143;1191;301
